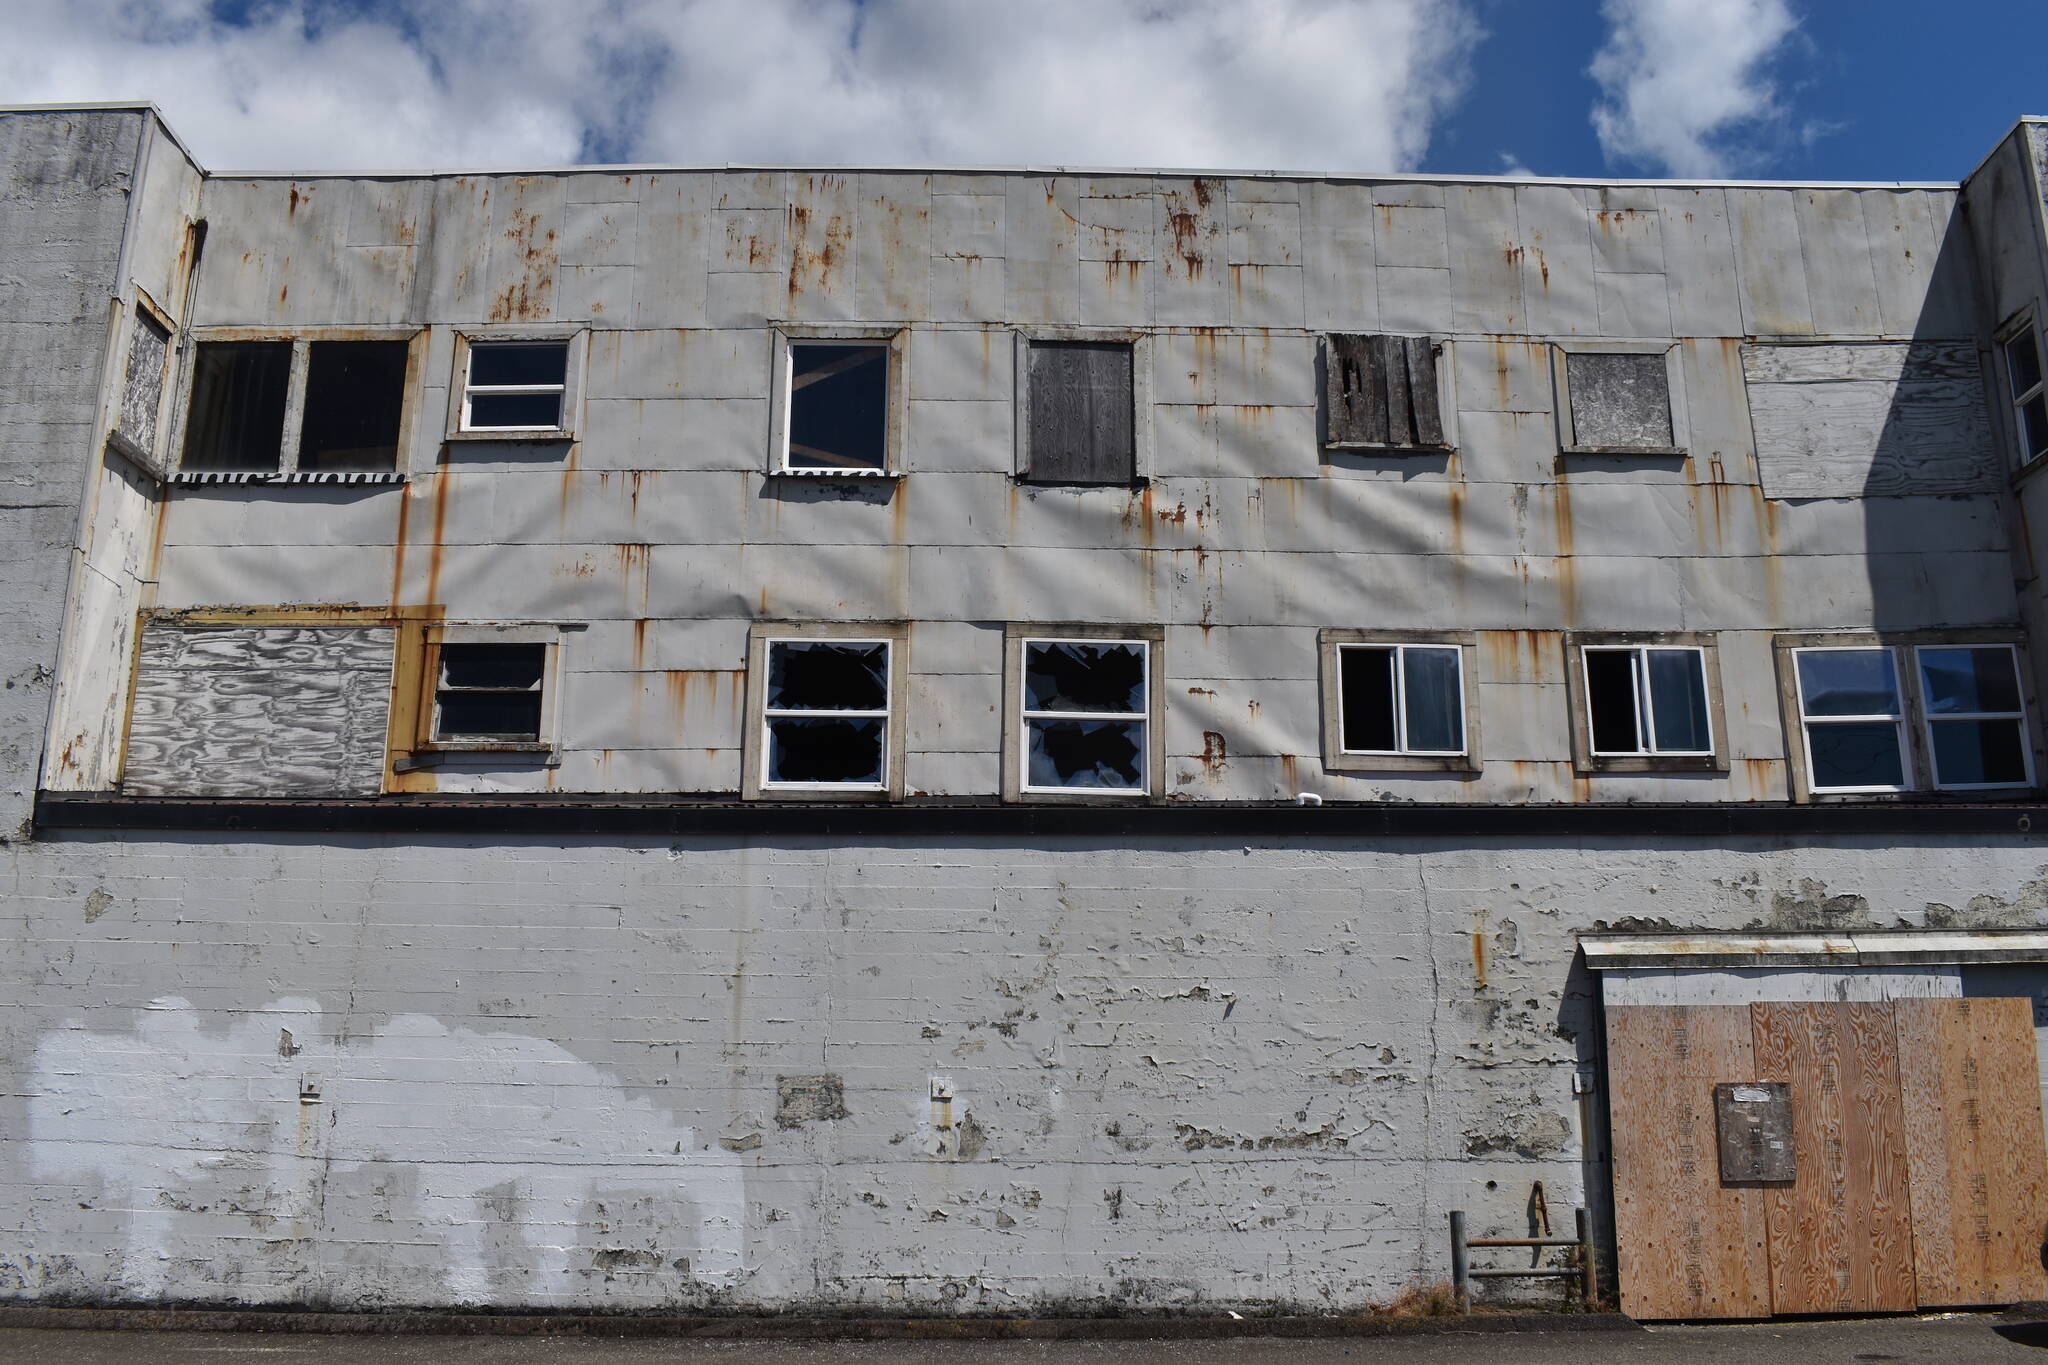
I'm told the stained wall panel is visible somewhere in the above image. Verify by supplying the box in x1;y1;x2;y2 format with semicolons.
123;623;394;797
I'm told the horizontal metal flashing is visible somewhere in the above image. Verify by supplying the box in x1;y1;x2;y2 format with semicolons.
1581;930;2048;970
32;792;2048;840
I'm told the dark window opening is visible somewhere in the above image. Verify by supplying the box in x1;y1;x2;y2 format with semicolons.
763;639;891;788
464;342;567;431
299;341;408;470
787;343;887;471
1566;351;1674;449
434;642;546;742
1918;645;2031;789
1021;638;1148;792
2005;330;2048;466
1585;649;1642;753
1025;341;1135;484
1585;646;1711;758
1340;647;1398;751
183;341;291;470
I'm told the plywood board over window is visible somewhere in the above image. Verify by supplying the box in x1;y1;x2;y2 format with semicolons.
1323;333;1449;450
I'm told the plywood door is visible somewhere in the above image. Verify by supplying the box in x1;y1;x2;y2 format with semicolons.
1896;996;2048;1306
1751;1001;1917;1314
1606;1005;1772;1319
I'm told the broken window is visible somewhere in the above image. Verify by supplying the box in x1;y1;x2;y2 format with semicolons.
1324;334;1445;450
462;342;568;432
113;309;172;464
1917;645;2032;790
1338;644;1464;754
1024;341;1135;484
761;639;892;788
181;335;411;474
1020;638;1149;793
783;341;889;473
433;643;547;743
2002;323;2048;468
1583;646;1712;757
1562;350;1676;451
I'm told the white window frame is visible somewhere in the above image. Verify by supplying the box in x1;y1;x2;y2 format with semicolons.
446;329;586;442
1789;645;1914;795
768;325;907;477
169;326;423;482
419;623;563;757
1913;643;2036;793
1997;312;2048;470
743;621;908;801
1003;625;1164;801
1582;645;1715;758
1338;644;1465;756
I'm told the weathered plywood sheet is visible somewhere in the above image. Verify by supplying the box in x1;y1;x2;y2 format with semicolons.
1744;341;1999;498
1607;1004;1772;1320
123;624;394;798
1896;996;2048;1307
1752;1001;1916;1315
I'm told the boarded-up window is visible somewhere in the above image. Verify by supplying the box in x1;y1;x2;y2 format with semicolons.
123;622;395;797
1325;333;1444;449
1025;342;1135;484
1565;351;1675;450
113;311;171;463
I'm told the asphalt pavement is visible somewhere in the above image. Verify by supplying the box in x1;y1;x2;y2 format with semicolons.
6;1314;2048;1364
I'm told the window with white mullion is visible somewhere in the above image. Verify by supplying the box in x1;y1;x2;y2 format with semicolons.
1020;637;1149;794
1793;646;1912;793
1584;646;1711;757
1915;644;2033;791
761;638;892;790
2004;324;2048;467
1338;643;1464;756
461;342;568;432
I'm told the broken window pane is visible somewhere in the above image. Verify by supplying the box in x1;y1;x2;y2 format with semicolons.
1585;649;1642;753
118;311;171;457
299;340;408;470
183;341;291;470
1339;647;1398;751
434;642;546;742
787;342;887;471
1646;649;1711;752
1566;351;1673;449
768;717;885;784
1024;642;1145;713
767;641;888;711
1919;647;2022;715
762;639;891;789
1403;647;1463;752
464;342;567;430
1026;719;1144;789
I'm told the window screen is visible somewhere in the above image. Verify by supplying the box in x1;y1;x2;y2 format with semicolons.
1025;342;1135;484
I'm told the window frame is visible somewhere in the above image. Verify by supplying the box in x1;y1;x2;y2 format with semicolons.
767;324;908;478
107;290;179;476
1002;623;1165;802
168;325;424;482
1995;311;2048;472
743;621;909;801
445;328;586;443
1551;341;1689;457
411;623;564;758
1774;630;2042;802
1012;327;1154;486
1565;631;1727;774
1317;629;1480;774
1320;334;1459;454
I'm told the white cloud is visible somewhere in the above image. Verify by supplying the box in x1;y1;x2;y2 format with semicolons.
1588;0;1799;178
1;0;1479;174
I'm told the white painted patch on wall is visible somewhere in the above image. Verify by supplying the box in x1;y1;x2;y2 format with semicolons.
27;999;744;1304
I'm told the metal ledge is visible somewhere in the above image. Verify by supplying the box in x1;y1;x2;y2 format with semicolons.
31;792;2048;840
1580;929;2048;970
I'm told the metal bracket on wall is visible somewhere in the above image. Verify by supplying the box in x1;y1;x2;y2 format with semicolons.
1449;1207;1597;1309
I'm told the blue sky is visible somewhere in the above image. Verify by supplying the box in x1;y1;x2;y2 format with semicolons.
4;0;2043;181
